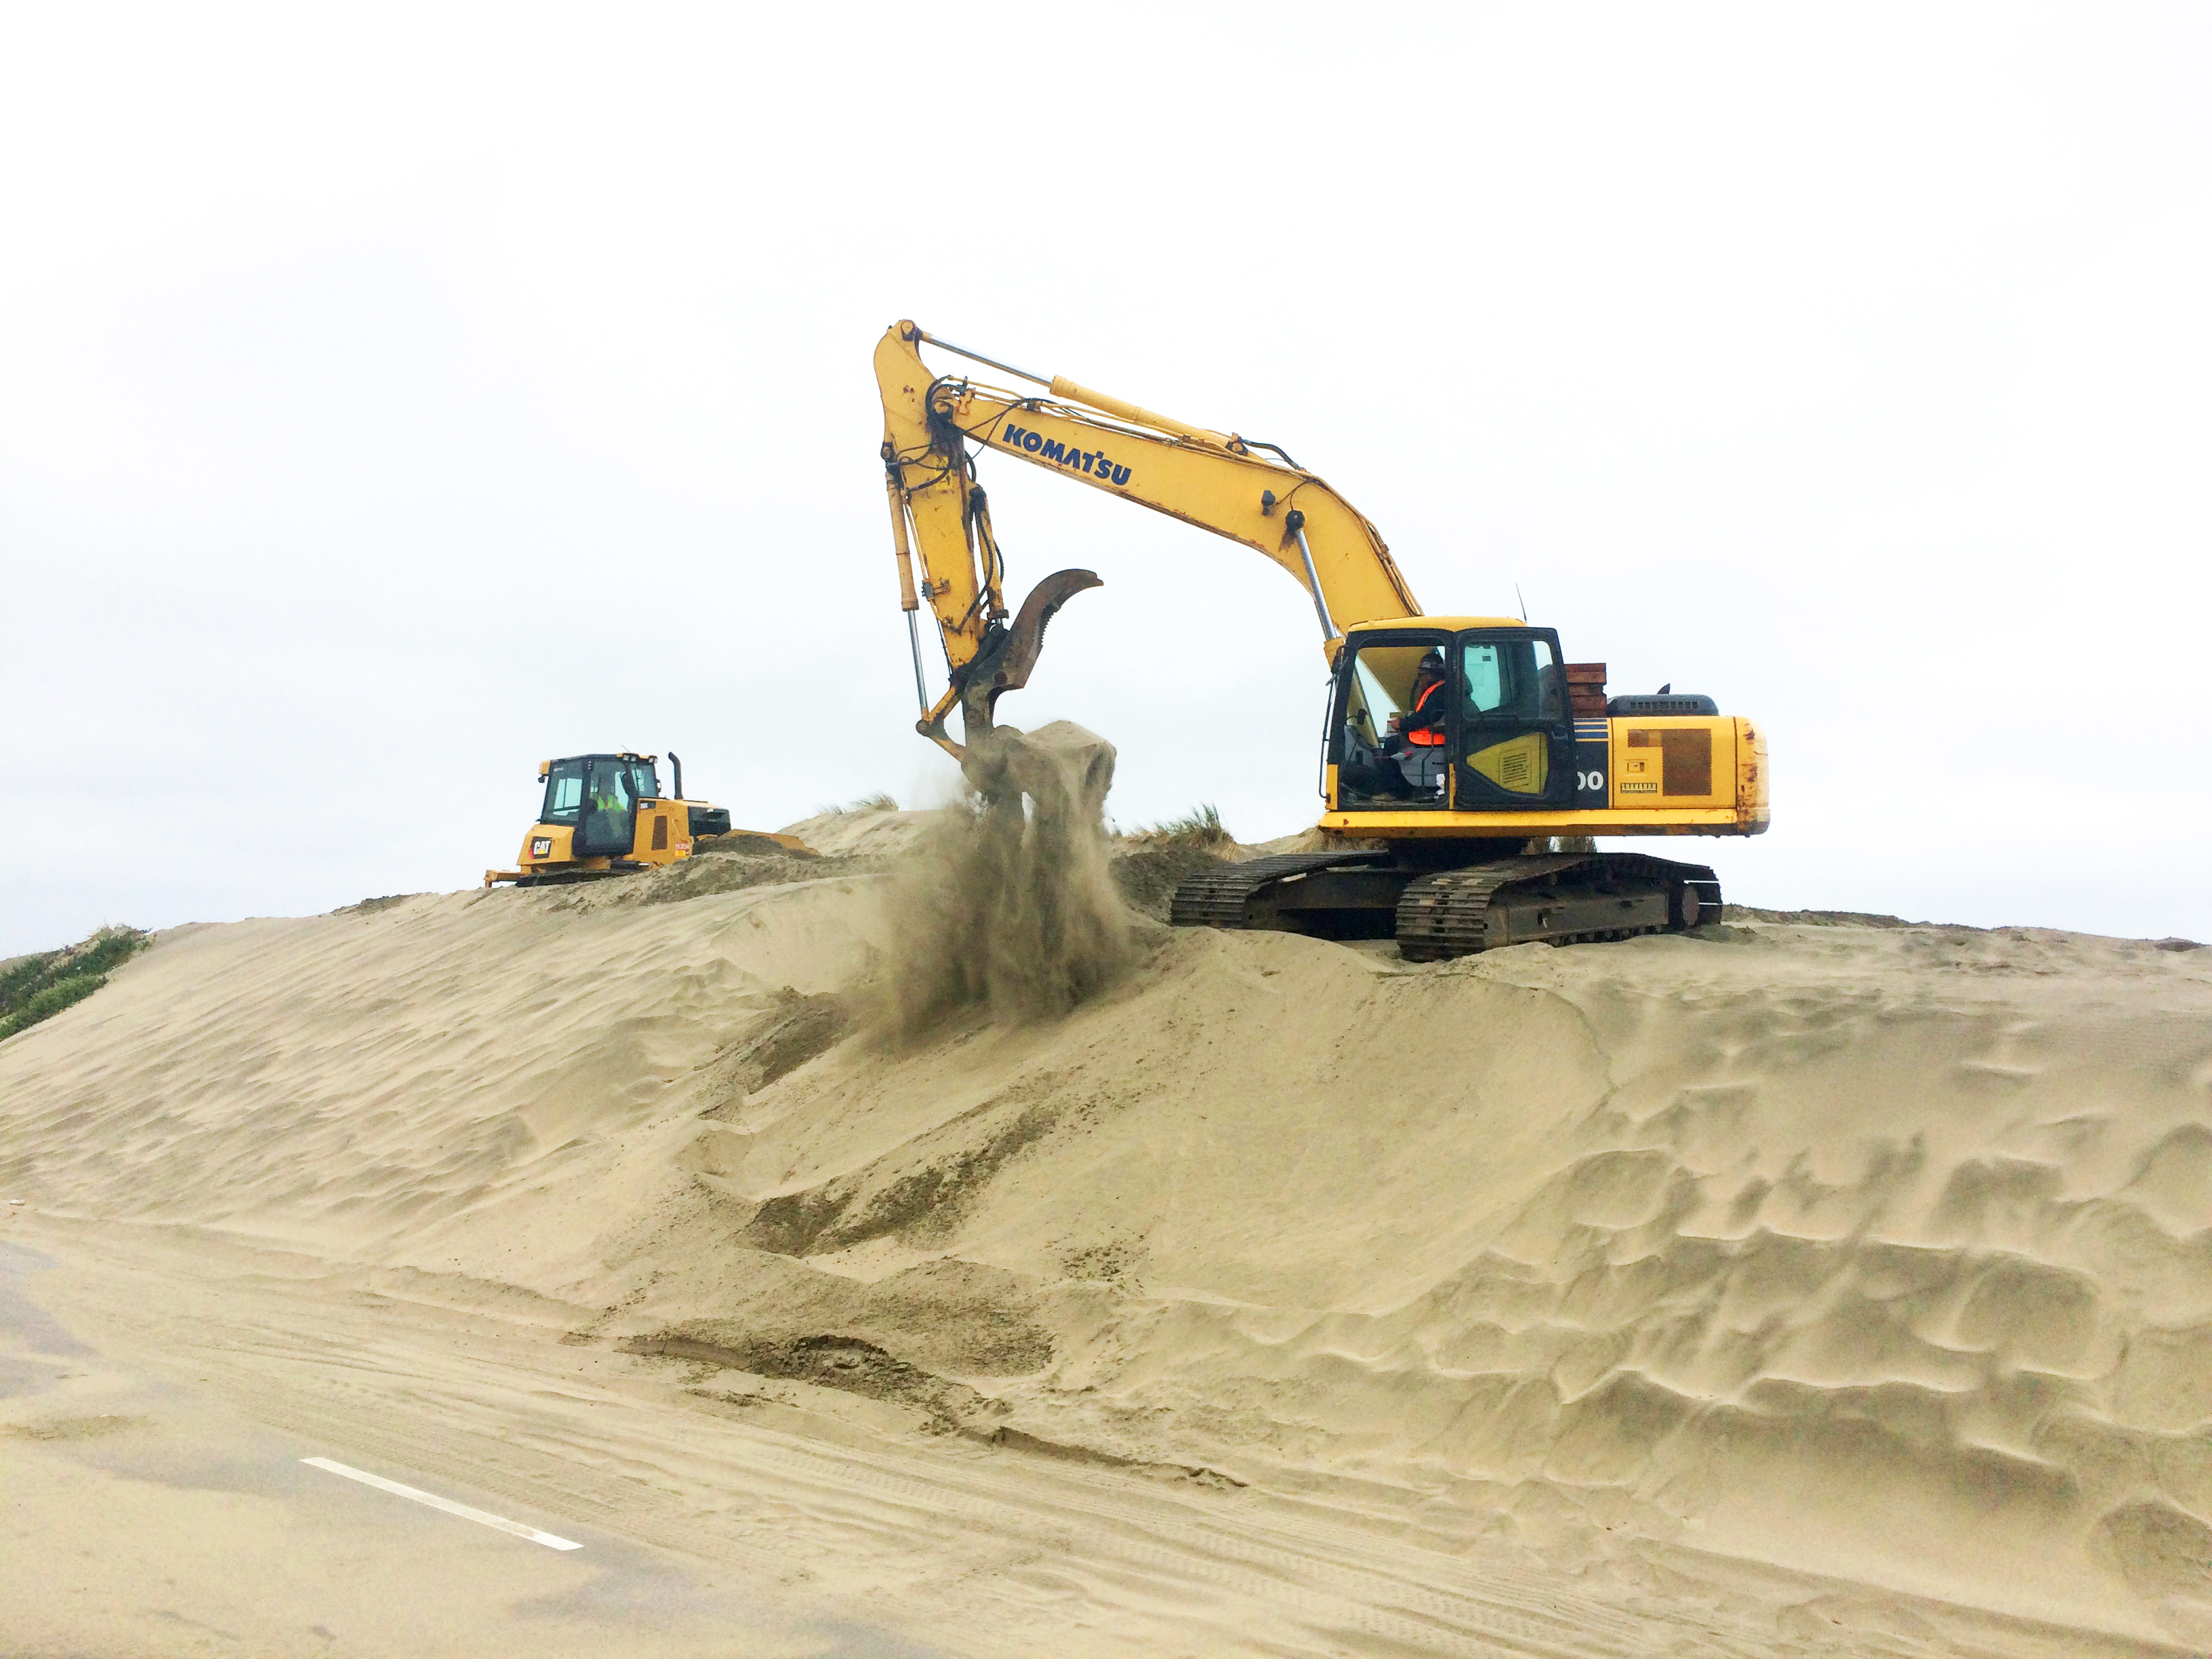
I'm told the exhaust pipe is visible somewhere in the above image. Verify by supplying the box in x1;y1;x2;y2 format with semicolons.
668;750;684;802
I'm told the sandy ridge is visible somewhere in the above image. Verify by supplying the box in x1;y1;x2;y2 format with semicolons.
4;833;2211;1650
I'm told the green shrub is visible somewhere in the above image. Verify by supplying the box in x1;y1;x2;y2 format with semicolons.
0;926;149;1042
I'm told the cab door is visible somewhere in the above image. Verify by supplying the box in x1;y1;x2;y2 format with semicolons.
1326;630;1453;808
1453;630;1574;811
574;756;640;857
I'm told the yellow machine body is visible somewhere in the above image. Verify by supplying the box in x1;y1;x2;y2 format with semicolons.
1310;614;1767;839
483;752;811;888
1320;715;1767;836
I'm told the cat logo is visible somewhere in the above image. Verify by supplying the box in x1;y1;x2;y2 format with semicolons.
531;837;554;857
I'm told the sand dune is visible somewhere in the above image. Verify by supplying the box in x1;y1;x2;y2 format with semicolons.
4;828;2211;1652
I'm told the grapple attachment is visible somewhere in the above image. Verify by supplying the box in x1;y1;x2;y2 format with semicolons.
960;568;1102;743
918;567;1103;762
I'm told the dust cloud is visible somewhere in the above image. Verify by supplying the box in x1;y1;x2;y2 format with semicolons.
876;720;1137;1031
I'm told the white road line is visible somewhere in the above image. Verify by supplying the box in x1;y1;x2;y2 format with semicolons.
302;1457;583;1550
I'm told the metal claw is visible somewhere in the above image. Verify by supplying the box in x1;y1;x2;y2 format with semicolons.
957;567;1103;748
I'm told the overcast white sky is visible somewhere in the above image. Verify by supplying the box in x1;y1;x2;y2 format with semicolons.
3;3;2208;955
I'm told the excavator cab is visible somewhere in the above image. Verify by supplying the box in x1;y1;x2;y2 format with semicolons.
1330;625;1574;812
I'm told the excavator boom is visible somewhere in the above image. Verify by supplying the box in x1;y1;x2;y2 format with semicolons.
876;321;1420;756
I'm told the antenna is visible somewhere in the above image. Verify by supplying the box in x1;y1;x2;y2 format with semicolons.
1514;583;1528;623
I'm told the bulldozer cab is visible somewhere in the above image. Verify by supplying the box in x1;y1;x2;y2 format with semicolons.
487;748;809;889
541;754;659;858
1330;627;1572;811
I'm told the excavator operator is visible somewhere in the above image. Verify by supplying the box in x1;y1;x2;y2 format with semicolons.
1396;651;1448;749
1385;649;1450;795
1340;650;1450;802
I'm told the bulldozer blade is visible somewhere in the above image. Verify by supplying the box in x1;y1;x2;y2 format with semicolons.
958;568;1102;745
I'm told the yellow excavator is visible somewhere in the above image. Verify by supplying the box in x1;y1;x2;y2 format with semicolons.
875;321;1769;958
483;752;811;887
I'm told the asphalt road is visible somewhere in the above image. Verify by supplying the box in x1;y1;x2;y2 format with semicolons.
0;1239;929;1658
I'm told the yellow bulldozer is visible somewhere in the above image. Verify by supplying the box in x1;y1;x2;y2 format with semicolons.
483;751;810;888
875;321;1769;958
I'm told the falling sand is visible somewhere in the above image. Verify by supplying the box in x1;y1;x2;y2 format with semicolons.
3;800;2212;1654
875;720;1135;1031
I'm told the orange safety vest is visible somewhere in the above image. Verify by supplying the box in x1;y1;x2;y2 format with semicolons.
1406;678;1447;745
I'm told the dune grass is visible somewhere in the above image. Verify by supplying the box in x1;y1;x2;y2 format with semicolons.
819;792;900;817
1131;803;1230;849
0;926;150;1042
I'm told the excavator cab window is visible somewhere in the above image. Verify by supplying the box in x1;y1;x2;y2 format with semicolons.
1330;633;1452;808
1456;630;1572;806
541;759;586;827
1460;636;1565;722
630;760;658;802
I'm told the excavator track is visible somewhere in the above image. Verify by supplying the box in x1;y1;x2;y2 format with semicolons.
1169;850;1719;962
1395;853;1721;961
1168;850;1397;931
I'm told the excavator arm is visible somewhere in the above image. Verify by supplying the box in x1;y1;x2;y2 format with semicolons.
876;320;1421;758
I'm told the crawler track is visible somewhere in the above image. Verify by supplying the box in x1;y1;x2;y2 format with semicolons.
1171;848;1720;962
1168;851;1395;930
1395;853;1719;961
